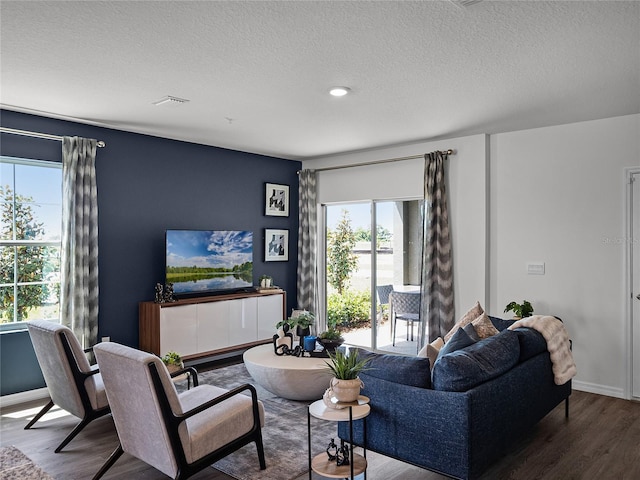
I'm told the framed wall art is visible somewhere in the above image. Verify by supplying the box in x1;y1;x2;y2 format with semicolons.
265;183;289;217
265;229;289;262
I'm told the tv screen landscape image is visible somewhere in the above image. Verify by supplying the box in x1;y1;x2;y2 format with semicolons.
165;230;253;296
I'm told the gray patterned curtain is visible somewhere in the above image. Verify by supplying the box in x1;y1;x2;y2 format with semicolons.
420;151;454;344
297;170;322;330
60;136;99;349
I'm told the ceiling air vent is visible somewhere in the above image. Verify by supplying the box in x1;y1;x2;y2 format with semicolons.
449;0;484;8
152;96;190;107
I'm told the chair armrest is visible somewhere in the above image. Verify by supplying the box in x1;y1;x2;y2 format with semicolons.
170;366;199;387
177;383;259;421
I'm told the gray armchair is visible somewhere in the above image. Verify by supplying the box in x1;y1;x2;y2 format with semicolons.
25;320;110;452
92;342;266;480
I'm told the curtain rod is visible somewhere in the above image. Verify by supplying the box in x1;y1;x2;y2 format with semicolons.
300;149;454;174
0;127;106;148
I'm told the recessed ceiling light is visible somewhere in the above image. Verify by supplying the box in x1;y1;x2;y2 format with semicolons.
329;87;351;97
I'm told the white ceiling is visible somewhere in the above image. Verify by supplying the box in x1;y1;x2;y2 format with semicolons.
1;1;638;160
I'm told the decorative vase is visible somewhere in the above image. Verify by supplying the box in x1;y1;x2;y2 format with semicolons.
328;377;363;403
296;326;311;348
318;338;344;354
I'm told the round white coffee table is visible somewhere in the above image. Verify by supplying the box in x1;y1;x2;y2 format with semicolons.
243;344;334;401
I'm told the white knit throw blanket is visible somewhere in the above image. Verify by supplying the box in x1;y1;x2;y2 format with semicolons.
508;315;577;385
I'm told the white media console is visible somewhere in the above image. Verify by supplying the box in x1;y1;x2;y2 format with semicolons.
139;289;285;360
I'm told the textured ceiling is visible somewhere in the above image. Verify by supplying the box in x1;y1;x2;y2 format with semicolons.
1;0;638;160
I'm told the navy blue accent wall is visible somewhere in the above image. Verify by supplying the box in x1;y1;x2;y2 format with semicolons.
1;109;301;396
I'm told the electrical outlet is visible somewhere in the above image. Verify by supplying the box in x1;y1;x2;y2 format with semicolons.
101;336;110;343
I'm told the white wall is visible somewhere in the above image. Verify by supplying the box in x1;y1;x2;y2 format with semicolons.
490;114;640;398
306;133;489;335
304;113;640;398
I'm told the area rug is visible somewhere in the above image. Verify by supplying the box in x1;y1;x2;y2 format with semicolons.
0;446;55;480
181;363;339;480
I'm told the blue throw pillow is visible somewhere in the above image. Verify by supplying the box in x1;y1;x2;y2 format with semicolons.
435;326;477;364
432;330;520;392
490;316;516;331
352;348;432;389
512;327;547;362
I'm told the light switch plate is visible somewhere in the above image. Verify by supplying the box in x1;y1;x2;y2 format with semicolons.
527;262;545;275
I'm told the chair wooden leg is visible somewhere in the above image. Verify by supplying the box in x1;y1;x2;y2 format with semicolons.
54;416;93;453
92;444;124;480
255;432;266;470
24;399;54;430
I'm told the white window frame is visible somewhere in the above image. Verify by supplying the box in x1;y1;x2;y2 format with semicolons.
0;156;62;330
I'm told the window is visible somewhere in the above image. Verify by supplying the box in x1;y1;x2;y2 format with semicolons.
324;199;423;355
0;157;62;327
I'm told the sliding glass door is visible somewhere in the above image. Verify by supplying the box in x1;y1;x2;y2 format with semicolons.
324;199;423;354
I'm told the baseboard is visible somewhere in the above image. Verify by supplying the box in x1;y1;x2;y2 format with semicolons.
572;380;626;399
0;388;49;408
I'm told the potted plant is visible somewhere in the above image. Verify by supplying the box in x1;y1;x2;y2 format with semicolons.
277;310;315;340
161;351;183;373
504;300;534;319
324;349;371;403
318;327;345;353
259;274;273;288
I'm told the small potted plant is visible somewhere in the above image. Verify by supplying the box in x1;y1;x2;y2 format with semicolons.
277;311;315;339
504;300;534;319
318;327;345;354
324;349;371;403
161;351;184;374
259;274;273;288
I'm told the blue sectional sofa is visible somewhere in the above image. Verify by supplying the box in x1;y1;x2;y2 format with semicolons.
337;318;572;480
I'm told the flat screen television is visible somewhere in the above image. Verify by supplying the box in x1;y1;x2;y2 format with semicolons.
165;229;253;297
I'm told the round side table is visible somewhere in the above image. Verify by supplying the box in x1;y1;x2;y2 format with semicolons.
307;398;370;480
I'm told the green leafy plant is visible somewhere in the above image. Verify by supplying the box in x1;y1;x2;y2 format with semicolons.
327;209;358;294
504;300;534;318
276;310;315;330
324;349;371;380
327;290;371;330
161;351;183;367
318;328;344;341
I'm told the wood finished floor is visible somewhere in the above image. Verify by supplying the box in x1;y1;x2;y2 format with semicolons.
1;389;639;480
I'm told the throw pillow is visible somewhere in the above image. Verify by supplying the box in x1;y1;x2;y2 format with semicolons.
432;330;521;392
471;312;500;339
462;323;481;342
354;348;432;389
436;327;476;364
444;301;484;342
418;337;444;369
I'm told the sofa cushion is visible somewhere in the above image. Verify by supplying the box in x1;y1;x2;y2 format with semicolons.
512;327;547;362
355;349;432;389
444;301;484;342
462;323;481;342
472;312;500;339
418;337;444;369
437;326;477;363
432;330;520;392
489;316;516;331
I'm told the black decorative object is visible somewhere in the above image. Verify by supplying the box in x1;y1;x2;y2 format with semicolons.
154;283;164;303
336;439;350;467
163;283;177;303
272;323;304;356
326;438;338;462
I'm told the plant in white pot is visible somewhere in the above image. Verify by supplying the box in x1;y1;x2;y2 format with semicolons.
324;349;371;403
161;351;183;374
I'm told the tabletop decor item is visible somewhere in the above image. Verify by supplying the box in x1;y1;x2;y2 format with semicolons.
161;351;183;373
324;349;371;403
318;328;344;353
504;300;534;319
